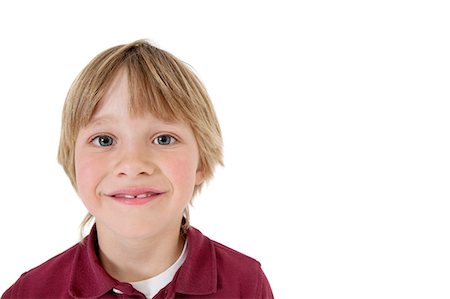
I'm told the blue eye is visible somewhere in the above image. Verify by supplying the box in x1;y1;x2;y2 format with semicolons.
153;135;176;145
92;135;115;147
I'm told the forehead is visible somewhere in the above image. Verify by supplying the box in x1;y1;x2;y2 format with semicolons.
88;66;181;125
91;68;129;118
87;113;184;131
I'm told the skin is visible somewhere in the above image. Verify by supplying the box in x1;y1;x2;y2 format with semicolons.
74;68;204;282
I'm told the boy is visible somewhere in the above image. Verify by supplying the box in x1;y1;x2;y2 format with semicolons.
2;40;273;298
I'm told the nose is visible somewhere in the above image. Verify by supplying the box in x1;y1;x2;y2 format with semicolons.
114;143;156;178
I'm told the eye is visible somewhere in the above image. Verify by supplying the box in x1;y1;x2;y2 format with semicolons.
153;134;176;145
91;135;115;147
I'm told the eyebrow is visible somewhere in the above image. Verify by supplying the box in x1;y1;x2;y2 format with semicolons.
87;114;183;128
87;115;118;128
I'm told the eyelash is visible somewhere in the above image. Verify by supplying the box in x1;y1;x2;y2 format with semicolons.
91;135;115;147
153;134;177;145
90;134;178;147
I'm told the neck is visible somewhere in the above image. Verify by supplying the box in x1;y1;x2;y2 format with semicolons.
95;223;185;282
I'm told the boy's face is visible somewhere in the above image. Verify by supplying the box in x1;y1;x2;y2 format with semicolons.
74;69;204;239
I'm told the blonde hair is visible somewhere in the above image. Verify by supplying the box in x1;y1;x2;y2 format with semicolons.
58;40;223;238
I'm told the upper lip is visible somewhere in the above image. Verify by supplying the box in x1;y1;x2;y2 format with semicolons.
105;187;164;198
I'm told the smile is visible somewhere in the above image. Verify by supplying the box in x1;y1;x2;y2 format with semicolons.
112;192;159;199
106;188;165;205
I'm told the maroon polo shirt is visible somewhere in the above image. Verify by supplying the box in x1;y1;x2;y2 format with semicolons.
2;226;273;298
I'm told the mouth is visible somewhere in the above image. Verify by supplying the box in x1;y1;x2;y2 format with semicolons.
111;192;160;199
105;188;164;205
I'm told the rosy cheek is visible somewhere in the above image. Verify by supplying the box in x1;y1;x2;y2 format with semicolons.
166;155;198;190
75;152;102;196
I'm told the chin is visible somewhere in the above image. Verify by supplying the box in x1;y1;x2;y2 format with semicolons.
101;215;182;240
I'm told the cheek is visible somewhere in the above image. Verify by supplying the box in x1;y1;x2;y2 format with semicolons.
165;155;199;191
74;150;104;197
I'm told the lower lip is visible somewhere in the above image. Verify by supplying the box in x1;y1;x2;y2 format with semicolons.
109;193;164;206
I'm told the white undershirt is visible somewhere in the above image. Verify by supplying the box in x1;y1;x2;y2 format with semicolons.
129;239;188;299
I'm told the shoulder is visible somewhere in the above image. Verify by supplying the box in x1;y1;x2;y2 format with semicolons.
1;243;80;298
211;237;272;295
211;237;262;273
185;227;273;298
189;227;260;263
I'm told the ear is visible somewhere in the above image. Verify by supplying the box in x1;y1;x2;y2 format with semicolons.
195;168;205;186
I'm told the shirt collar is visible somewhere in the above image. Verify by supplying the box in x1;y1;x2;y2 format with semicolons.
67;225;218;298
68;225;120;298
171;226;217;296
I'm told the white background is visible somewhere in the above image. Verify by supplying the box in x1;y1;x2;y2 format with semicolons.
1;1;449;298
